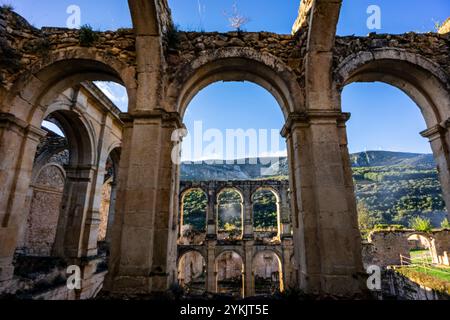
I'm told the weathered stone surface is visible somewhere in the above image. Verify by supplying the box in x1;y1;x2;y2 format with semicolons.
0;2;449;299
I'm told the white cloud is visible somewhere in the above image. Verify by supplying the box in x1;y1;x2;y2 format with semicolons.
94;81;128;112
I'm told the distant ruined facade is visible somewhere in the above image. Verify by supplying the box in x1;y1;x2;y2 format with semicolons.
0;0;450;299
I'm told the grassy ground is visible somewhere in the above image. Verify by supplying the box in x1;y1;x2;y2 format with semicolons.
410;249;433;264
399;249;450;285
407;265;450;282
396;267;450;295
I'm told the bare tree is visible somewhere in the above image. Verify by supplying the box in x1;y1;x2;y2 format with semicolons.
223;1;250;31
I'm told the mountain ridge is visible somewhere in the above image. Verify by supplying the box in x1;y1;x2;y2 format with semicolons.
181;150;436;181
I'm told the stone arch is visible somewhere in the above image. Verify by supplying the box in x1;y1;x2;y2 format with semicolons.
178;187;208;236
216;186;245;202
3;47;136;128
104;146;122;183
33;163;66;190
166;47;304;119
177;248;206;267
215;250;244;297
177;249;206;292
45;109;95;167
252;249;284;294
407;232;439;264
180;187;208;202
99;146;122;243
334;48;450;128
216;187;244;238
335;48;450;221
0;48;135;263
251;187;281;238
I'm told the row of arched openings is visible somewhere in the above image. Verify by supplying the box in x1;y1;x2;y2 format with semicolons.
177;250;283;297
180;188;279;240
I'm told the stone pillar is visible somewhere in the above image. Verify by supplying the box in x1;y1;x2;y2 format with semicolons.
206;240;217;293
206;186;217;239
106;111;183;294
279;184;291;239
281;237;295;290
242;188;254;240
105;181;117;243
243;240;254;297
0;113;46;284
282;111;365;296
52;165;96;258
421;124;450;220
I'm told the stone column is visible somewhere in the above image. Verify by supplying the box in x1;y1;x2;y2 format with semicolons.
205;240;217;293
242;188;254;240
282;111;365;296
206;186;217;239
421;124;450;220
80;114;113;257
243;240;254;297
52;165;96;258
106;110;183;294
279;184;291;239
105;181;117;243
281;237;295;290
0;113;46;284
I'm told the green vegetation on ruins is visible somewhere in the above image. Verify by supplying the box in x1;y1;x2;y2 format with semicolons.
181;151;448;232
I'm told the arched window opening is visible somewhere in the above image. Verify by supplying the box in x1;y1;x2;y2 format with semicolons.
217;189;243;240
179;189;207;245
178;251;206;295
14;77;127;293
215;251;244;297
97;147;121;264
343;83;448;238
253;189;279;241
252;251;283;295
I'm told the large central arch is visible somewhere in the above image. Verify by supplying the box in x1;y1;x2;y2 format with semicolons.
166;48;304;119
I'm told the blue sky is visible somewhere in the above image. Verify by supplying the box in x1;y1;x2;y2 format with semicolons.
6;0;449;156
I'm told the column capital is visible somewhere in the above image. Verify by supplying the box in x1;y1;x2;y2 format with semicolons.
64;164;96;181
120;109;185;129
420;123;448;141
281;110;351;137
0;112;47;141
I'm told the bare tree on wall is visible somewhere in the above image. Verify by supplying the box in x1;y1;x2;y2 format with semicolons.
224;1;250;31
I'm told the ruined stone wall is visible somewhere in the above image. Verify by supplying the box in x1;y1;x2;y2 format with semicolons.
158;0;173;36
217;252;243;281
385;269;450;300
439;18;450;34
334;33;450;81
365;231;412;267
253;252;280;279
363;230;450;268
98;181;112;242
0;8;136;91
291;0;313;35
434;230;450;265
178;251;205;284
166;31;303;83
24;165;65;256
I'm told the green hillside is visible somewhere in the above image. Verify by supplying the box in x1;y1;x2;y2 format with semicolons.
180;151;448;229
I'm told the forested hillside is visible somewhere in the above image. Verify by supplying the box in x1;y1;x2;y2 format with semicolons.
181;151;448;229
